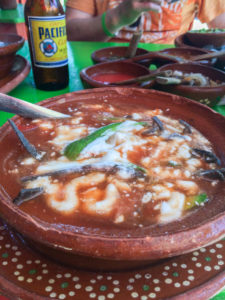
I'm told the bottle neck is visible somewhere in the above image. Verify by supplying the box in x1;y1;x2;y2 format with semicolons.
25;0;64;16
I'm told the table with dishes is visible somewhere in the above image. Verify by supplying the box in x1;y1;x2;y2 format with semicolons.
0;40;224;300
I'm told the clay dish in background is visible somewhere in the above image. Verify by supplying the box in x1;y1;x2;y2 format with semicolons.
155;47;213;67
185;30;225;49
91;46;150;67
0;34;25;79
154;62;225;106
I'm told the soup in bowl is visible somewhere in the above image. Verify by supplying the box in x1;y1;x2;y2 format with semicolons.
0;88;224;271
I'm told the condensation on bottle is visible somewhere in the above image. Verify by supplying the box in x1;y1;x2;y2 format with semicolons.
24;0;69;91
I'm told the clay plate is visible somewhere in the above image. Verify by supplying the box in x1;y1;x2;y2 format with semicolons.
0;34;25;80
154;62;225;106
80;61;152;89
0;55;31;93
0;219;224;300
0;88;224;272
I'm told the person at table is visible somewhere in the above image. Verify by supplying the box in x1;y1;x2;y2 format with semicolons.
66;0;225;44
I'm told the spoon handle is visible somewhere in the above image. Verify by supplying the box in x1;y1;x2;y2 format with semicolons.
125;30;143;58
191;50;225;61
0;93;70;119
113;69;173;86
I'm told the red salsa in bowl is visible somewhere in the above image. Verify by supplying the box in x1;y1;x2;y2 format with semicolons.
91;72;135;84
80;61;152;88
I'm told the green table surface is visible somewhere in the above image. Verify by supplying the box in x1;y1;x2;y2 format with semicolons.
0;41;224;300
0;3;25;24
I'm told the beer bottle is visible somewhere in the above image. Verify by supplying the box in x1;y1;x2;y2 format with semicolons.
24;0;69;91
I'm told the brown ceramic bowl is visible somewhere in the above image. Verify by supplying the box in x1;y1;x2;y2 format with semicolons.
175;33;225;72
91;46;150;67
155;47;212;67
0;88;224;272
0;34;25;79
185;30;225;48
80;61;153;89
153;62;225;106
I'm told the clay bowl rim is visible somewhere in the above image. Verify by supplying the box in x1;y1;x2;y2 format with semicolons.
0;87;225;261
91;46;149;64
0;33;25;56
80;60;151;88
156;62;225;92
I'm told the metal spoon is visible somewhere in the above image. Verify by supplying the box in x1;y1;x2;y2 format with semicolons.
0;93;70;119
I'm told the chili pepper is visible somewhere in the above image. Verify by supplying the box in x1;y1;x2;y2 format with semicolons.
64;122;123;160
184;193;208;210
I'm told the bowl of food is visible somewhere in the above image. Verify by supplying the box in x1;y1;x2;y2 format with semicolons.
91;46;150;67
155;47;212;66
0;88;224;272
185;29;225;48
0;33;25;79
80;61;152;88
153;62;225;106
174;34;225;71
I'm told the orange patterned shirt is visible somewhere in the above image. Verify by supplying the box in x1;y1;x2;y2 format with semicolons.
66;0;225;44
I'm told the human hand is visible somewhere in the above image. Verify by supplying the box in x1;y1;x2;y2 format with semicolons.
117;0;163;27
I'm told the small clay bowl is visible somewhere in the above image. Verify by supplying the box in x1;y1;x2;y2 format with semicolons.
153;62;225;106
80;61;152;88
91;46;150;67
0;88;224;272
175;34;225;72
155;47;212;67
0;34;25;79
185;30;225;48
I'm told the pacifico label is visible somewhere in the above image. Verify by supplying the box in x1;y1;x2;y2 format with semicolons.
28;15;68;68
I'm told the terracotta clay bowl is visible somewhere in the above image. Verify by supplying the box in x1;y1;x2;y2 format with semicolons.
0;34;25;79
80;61;152;89
153;62;225;106
155;47;212;67
185;30;225;48
91;46;150;67
0;88;224;272
175;33;225;72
